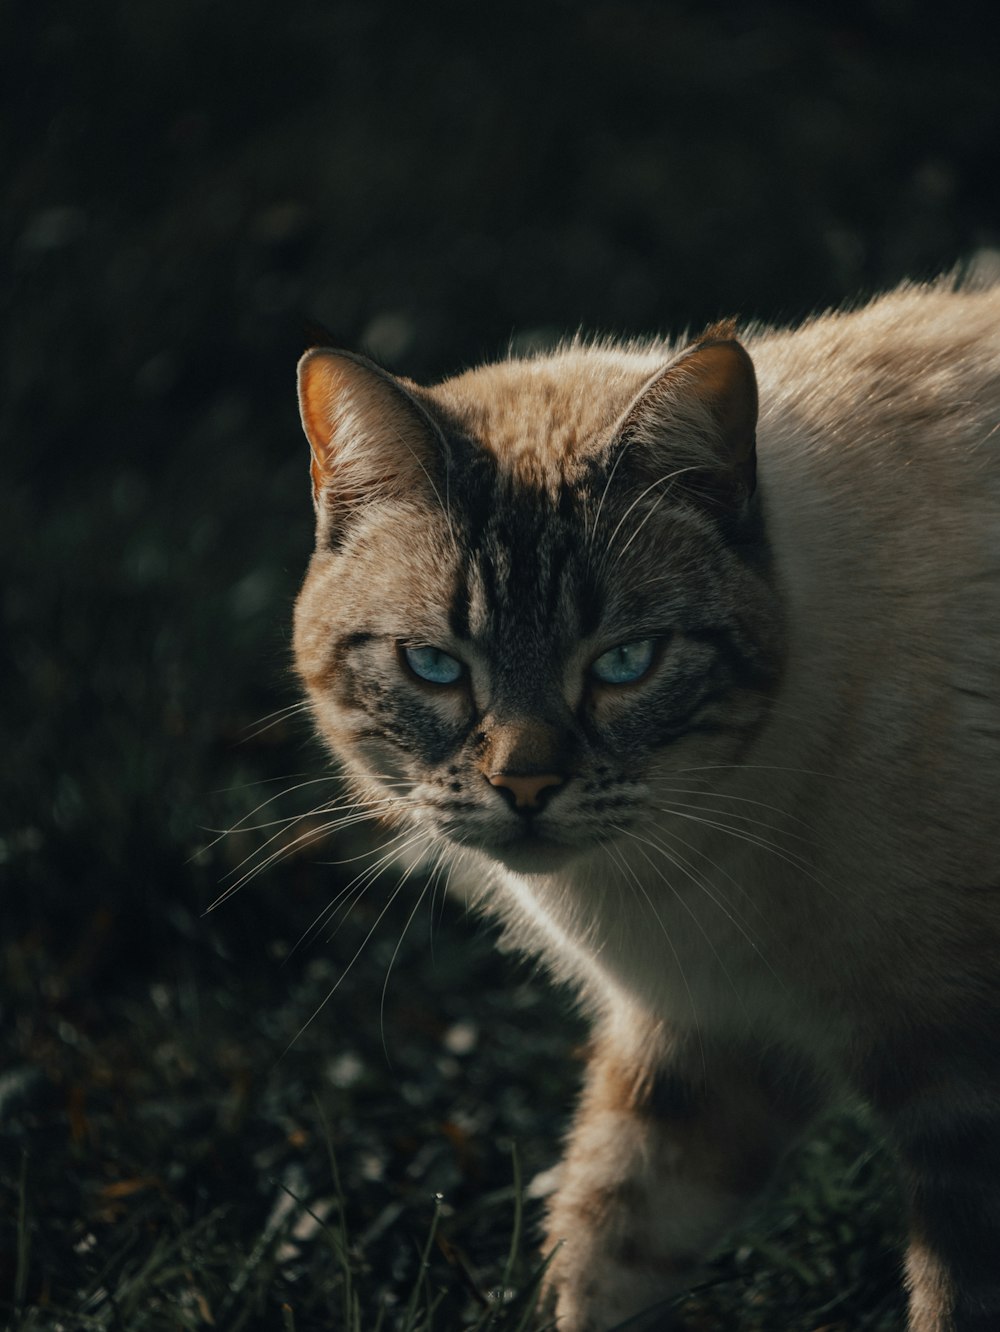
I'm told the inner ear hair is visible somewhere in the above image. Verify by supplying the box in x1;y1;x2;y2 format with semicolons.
297;347;443;529
618;319;759;514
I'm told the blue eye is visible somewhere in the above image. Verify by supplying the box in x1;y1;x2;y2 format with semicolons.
403;645;464;685
590;638;656;685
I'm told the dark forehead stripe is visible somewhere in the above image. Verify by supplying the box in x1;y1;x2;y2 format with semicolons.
441;431;598;644
537;535;572;623
476;478;589;648
448;574;471;641
444;430;498;551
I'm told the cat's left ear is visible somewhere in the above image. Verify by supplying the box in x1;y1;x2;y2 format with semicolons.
617;321;759;515
297;347;442;539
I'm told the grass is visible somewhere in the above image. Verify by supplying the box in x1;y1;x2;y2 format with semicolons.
3;958;907;1332
1;860;567;1331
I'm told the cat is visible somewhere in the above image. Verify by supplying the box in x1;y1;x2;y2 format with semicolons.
292;276;1000;1332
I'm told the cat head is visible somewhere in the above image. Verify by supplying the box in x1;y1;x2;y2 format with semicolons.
293;328;783;874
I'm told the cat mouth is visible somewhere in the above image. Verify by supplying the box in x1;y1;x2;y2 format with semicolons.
472;824;582;873
431;806;592;871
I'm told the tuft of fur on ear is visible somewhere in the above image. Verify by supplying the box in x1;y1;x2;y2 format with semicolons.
617;321;759;516
297;348;442;542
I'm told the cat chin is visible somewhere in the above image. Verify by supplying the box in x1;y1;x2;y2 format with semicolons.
477;834;582;875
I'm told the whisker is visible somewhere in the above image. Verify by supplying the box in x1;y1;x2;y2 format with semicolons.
674;761;842;781
289;827;417;957
241;700;314;741
612;826;753;1003
207;802;401;909
654;783;812;829
611;487;676;565
653;803;831;896
386;418;462;562
651;795;815;848
380;863;438;1060
208;771;333;795
425;850;454;958
222;795;394;872
619;824;786;995
602;840;706;1078
656;802;814;872
643;822;771;925
203;799;382;840
586;442;630;555
212;779;413;878
598;465;700;570
196;775;344;857
281;832;433;1056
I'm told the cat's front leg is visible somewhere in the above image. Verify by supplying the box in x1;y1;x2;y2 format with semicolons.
878;1069;1000;1332
542;1023;822;1332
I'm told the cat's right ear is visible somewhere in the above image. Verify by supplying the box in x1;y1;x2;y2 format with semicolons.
614;326;759;521
297;348;440;540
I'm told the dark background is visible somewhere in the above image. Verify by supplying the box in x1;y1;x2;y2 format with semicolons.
3;2;999;1328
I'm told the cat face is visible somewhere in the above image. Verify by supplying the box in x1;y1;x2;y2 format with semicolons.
293;336;783;873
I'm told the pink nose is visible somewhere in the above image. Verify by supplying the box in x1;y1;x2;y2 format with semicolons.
487;772;565;810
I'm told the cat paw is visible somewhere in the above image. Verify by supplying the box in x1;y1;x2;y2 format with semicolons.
542;1240;689;1332
546;1289;685;1332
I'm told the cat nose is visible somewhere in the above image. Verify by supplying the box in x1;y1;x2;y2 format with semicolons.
487;772;565;812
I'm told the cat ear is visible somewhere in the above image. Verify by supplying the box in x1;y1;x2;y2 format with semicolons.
618;321;759;515
297;348;440;537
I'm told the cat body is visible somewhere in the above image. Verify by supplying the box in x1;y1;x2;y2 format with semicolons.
293;280;1000;1331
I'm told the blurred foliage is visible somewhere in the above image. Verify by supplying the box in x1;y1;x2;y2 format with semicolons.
2;0;998;1327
